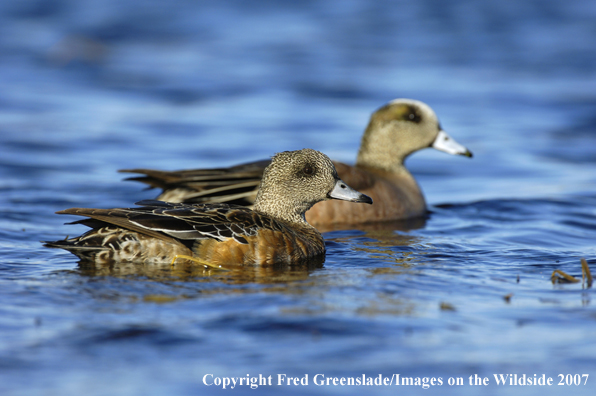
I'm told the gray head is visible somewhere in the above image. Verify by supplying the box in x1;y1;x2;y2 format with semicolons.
356;99;472;172
253;148;372;224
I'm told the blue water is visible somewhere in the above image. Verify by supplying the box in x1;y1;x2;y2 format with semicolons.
1;0;596;395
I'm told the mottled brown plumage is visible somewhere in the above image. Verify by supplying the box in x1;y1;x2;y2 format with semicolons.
121;99;472;227
44;149;372;266
123;160;268;205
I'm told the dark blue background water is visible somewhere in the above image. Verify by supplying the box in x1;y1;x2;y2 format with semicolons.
1;1;595;395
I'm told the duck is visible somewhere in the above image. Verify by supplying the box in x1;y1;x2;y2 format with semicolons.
120;99;472;228
44;149;372;267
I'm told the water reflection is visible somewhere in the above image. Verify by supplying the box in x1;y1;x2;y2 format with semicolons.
281;292;418;317
316;216;427;233
326;217;426;265
70;256;423;319
74;256;324;284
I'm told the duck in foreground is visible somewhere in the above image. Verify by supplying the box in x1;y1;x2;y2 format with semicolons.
121;99;472;227
44;149;372;267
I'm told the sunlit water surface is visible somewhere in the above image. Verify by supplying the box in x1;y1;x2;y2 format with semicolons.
1;1;596;395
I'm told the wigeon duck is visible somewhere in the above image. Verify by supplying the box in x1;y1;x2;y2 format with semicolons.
121;99;472;227
44;149;372;267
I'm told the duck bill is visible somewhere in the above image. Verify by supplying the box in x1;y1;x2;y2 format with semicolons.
432;130;473;158
328;179;373;204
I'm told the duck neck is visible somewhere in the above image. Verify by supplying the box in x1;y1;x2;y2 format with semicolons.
253;189;316;227
356;124;421;196
355;122;413;175
355;146;412;177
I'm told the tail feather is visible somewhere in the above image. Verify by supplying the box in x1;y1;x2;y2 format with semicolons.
119;159;269;205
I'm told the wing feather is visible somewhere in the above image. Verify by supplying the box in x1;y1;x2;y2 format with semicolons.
57;201;283;247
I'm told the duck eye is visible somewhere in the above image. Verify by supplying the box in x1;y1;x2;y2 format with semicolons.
302;165;315;176
409;113;420;122
406;109;421;123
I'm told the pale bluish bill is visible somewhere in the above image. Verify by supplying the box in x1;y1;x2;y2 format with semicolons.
328;179;373;204
432;130;473;157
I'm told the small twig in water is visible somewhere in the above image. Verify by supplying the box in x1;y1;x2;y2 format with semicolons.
581;258;593;288
550;269;580;284
551;258;593;288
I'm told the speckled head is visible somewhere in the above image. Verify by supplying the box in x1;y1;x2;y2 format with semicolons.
253;148;372;224
357;99;472;172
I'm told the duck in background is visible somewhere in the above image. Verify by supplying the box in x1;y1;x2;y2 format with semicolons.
121;99;472;228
